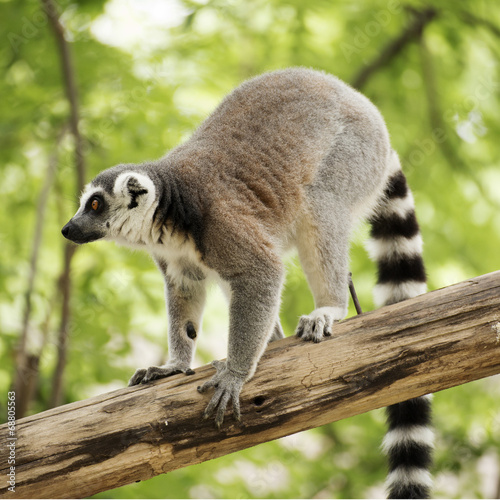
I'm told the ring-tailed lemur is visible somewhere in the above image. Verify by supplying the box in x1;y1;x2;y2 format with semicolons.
62;68;432;498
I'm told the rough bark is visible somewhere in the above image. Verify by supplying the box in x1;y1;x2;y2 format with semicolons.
1;272;500;499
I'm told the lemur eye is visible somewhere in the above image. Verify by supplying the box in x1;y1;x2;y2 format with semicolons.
87;195;104;214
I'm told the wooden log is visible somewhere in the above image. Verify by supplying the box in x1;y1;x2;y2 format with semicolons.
2;271;500;499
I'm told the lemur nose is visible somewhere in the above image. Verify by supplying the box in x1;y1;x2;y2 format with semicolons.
61;222;71;238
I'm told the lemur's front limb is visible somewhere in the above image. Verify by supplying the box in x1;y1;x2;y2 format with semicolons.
198;263;283;428
129;259;206;386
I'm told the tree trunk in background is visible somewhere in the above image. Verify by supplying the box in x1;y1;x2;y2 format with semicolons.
49;243;76;408
40;0;86;408
14;126;66;419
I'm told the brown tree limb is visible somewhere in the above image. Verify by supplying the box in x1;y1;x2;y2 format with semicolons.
49;243;77;409
40;0;87;408
460;10;500;39
40;0;85;193
1;271;500;499
351;7;437;90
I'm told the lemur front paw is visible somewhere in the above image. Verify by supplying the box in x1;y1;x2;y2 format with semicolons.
295;306;346;343
197;360;245;429
128;363;195;386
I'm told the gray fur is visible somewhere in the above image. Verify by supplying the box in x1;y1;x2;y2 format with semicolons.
62;68;414;429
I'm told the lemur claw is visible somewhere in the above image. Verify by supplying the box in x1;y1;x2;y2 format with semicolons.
198;360;244;428
128;364;195;386
296;307;343;343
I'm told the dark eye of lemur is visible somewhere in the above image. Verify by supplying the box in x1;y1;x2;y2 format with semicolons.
86;195;104;214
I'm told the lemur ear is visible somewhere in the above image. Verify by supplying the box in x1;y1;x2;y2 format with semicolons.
126;176;148;209
114;172;154;210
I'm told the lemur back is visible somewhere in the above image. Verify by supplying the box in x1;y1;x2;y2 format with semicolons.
62;68;432;499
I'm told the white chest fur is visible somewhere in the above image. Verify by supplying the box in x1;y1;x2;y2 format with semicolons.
149;227;215;288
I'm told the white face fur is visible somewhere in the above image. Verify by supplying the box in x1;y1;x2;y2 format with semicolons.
63;171;158;247
105;172;157;244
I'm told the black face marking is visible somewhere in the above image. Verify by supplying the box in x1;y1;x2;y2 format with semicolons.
106;221;110;228
186;322;197;340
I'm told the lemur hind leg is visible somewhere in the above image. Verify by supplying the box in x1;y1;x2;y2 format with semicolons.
268;321;285;342
129;257;206;385
295;117;389;342
294;192;351;343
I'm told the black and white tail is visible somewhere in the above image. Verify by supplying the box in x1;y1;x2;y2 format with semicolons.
367;151;433;499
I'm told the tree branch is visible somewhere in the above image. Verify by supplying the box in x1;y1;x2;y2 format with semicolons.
351;7;437;90
460;10;500;39
2;271;500;499
40;0;85;193
49;243;77;409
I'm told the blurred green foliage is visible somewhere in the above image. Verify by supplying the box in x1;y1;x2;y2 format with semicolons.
1;0;500;497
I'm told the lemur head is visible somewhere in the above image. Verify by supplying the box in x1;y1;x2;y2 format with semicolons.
62;165;157;246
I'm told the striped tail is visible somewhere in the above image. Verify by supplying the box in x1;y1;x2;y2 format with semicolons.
383;396;433;498
367;151;433;499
